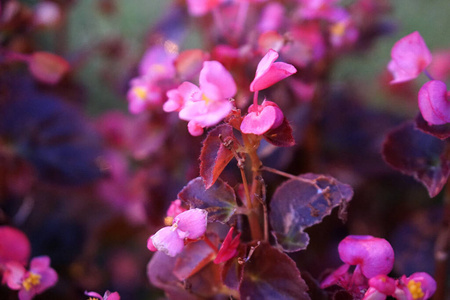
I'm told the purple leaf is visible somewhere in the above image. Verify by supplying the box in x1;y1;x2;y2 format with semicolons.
382;121;450;197
263;117;295;147
239;242;310;300
200;124;237;189
269;174;353;252
178;177;237;223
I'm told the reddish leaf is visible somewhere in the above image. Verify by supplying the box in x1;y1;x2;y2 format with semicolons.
178;177;237;223
269;174;353;252
173;234;218;280
382;121;450;197
263;117;295;147
415;113;450;140
239;242;310;300
28;52;70;85
200;124;238;189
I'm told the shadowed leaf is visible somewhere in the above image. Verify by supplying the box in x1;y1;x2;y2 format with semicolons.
382;121;450;197
415;113;450;140
178;177;237;223
239;242;310;300
269;174;353;252
263;118;295;147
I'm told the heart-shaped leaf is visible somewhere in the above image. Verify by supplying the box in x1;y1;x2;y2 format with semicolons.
200;124;238;189
269;174;353;252
382;121;450;197
239;242;310;300
178;177;237;223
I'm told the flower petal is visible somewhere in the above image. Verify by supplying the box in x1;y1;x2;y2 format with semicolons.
174;209;208;240
151;227;185;257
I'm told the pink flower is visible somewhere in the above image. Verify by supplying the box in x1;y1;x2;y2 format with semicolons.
0;226;31;269
250;49;297;92
186;0;224;17
418;80;450;125
363;275;396;300
178;61;236;136
163;82;199;113
338;235;394;279
388;32;432;84
148;209;208;257
85;290;121;300
258;2;285;33
4;256;58;300
298;0;348;22
138;45;176;79
127;76;164;114
394;273;436;300
240;100;284;135
214;227;241;264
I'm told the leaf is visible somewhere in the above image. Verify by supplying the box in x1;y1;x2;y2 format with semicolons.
178;177;237;223
415;113;450;140
269;174;353;252
200;124;238;189
263;117;295;147
382;121;450;197
173;234;218;281
239;242;310;300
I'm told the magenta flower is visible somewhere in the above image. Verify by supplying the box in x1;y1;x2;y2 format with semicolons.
127;76;164;114
214;227;241;264
4;256;58;300
387;31;432;84
148;208;208;257
394;272;436;300
186;0;224;17
418;80;450;125
250;49;297;92
338;235;394;278
240;100;284;135
363;275;396;300
178;61;236;136
0;226;31;270
85;290;121;300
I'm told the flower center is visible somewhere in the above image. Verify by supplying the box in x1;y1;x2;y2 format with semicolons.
202;93;211;105
407;280;424;299
133;86;147;100
331;22;346;37
164;216;174;226
22;272;41;291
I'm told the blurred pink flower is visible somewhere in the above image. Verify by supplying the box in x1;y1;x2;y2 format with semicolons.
0;226;31;270
178;61;236;136
166;199;187;218
298;0;348;22
138;45;176;79
338;235;394;279
163;82;199;113
388;31;432;84
250;49;297;92
394;273;436;300
240;100;284;135
127;76;164;114
148;209;208;257
258;2;285;33
4;256;58;300
363;275;396;300
186;0;224;16
428;49;450;80
418;80;450;125
85;290;121;300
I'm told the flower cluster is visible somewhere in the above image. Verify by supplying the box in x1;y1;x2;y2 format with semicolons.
321;235;436;300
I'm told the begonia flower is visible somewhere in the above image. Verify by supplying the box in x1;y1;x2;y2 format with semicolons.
186;0;224;17
338;235;394;279
178;61;236;135
363;275;396;300
138;45;177;78
298;0;348;22
4;256;58;300
258;2;285;33
250;49;297;92
214;227;241;264
394;272;436;300
240;100;284;135
148;209;208;257
163;82;198;113
388;31;432;84
127;76;164;114
85;290;121;300
418;80;450;125
0;226;31;269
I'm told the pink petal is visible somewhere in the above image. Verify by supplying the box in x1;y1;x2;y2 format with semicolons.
388;31;432;84
320;263;350;288
187;120;204;136
166;199;187;218
240;101;284;135
29;256;50;271
151;227;185;257
338;235;394;278
0;226;31;266
199;61;236;99
418;80;450;125
3;261;26;290
85;291;104;299
174;209;208;240
250;49;297;91
18;289;34;300
179;98;233;126
369;275;396;296
404;272;436;300
104;291;121;300
147;235;158;252
363;287;388;300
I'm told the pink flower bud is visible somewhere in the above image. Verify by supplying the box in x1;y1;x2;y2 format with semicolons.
250;49;297;92
240;100;284;135
418;80;450;125
388;32;432;84
338;235;394;279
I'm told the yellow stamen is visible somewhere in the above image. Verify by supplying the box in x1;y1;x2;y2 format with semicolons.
133;86;147;100
202;93;211;105
164;216;174;226
151;64;166;74
22;272;41;291
331;22;346;37
407;280;424;299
